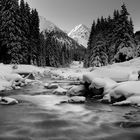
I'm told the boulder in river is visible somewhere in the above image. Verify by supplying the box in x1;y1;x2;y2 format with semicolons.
44;83;59;89
68;96;86;103
67;85;86;97
53;86;67;95
0;97;18;105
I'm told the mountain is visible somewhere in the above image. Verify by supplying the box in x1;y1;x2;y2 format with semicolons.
68;24;90;48
39;16;84;48
39;16;61;32
39;16;86;61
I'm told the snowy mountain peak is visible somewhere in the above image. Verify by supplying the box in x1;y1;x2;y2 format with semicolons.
68;24;90;48
68;24;90;37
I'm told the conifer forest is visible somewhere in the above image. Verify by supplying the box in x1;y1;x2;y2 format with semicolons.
0;0;139;68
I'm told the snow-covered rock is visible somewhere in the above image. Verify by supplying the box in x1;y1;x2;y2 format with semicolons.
13;86;21;90
68;96;86;103
53;86;67;95
113;96;140;106
67;85;86;97
83;72;94;84
0;97;18;105
89;77;117;94
0;80;12;91
4;73;23;82
68;24;90;48
44;83;59;89
110;81;140;98
103;81;140;106
25;79;35;84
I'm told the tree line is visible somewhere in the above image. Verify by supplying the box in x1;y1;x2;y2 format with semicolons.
0;0;85;67
84;4;137;67
0;0;40;64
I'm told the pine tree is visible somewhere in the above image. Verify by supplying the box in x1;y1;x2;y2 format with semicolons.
19;0;29;64
113;3;137;62
113;10;120;20
85;20;96;67
24;2;32;64
30;9;40;65
0;0;23;64
90;33;108;67
38;32;46;66
0;0;2;62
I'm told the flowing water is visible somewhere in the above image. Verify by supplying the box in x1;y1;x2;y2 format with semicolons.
0;78;140;140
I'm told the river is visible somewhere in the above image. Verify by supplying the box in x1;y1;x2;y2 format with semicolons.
0;78;140;140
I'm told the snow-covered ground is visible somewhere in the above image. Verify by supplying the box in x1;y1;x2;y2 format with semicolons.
1;58;140;106
0;59;139;91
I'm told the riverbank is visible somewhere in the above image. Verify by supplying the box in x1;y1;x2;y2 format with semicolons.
0;59;140;139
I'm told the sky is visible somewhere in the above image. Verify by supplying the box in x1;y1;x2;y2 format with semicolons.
24;0;140;32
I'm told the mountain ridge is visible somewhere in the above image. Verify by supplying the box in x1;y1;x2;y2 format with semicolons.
39;16;62;32
39;16;89;49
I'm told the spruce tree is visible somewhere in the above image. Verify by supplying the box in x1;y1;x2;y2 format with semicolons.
85;20;96;67
30;9;40;65
90;33;108;67
38;32;46;66
0;0;2;62
113;3;137;62
24;2;32;64
0;0;23;64
19;0;29;64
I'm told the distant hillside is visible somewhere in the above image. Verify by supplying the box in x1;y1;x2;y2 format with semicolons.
39;16;61;32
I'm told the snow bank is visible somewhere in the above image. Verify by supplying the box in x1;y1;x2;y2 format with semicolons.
83;66;138;83
12;64;46;79
0;64;16;91
13;64;44;74
112;57;140;69
0;64;13;80
0;64;42;91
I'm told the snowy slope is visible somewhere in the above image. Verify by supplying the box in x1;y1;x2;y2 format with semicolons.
68;24;90;48
39;16;61;32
